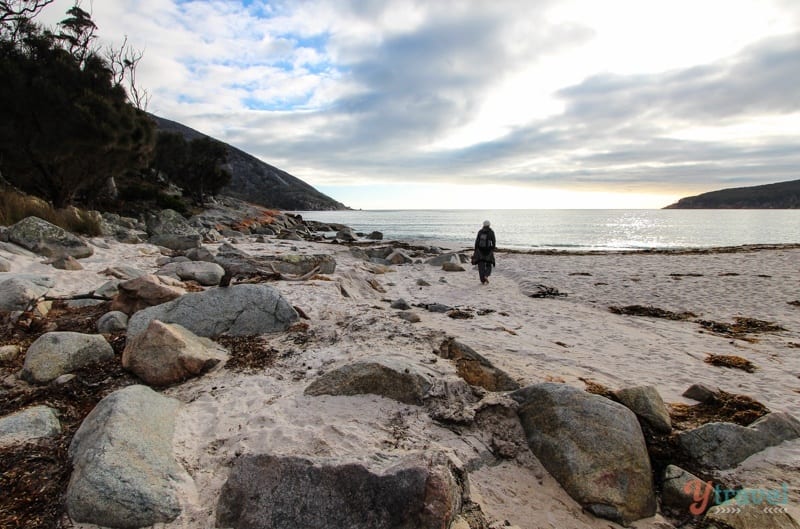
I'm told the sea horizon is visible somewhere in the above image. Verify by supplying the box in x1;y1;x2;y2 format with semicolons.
291;208;800;252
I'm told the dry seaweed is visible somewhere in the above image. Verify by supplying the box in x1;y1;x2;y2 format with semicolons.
789;300;800;307
704;353;757;373
0;358;137;529
668;390;769;430
697;317;785;337
578;377;615;399
527;284;566;298
0;303;138;529
447;309;474;319
608;305;697;320
215;335;278;373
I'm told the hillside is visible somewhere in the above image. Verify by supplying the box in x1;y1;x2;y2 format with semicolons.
150;115;347;211
665;179;800;209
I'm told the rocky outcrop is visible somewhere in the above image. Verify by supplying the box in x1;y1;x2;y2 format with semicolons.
145;209;202;251
0;275;53;311
127;284;299;338
100;213;148;244
21;332;114;384
678;412;800;470
437;338;519;392
511;383;656;525
216;452;465;529
613;385;672;433
110;274;185;315
67;385;183;528
6;216;93;258
122;320;228;386
0;405;61;447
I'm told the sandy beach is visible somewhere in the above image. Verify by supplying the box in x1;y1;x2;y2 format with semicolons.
2;233;799;529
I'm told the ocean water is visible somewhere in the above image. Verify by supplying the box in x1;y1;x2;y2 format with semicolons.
291;209;800;251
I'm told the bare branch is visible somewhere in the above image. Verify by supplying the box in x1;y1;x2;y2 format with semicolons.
105;34;150;110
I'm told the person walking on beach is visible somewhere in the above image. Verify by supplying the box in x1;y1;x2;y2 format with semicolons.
474;220;496;284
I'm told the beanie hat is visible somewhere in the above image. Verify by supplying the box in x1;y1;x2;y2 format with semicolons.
483;220;491;227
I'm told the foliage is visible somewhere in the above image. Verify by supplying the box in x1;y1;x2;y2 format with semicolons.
0;186;101;235
0;2;156;208
151;132;231;205
116;179;189;216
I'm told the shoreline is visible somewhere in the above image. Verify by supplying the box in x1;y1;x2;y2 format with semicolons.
2;214;799;529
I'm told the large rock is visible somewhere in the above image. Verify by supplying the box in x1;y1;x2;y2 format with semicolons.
110;274;185;315
511;383;656;524
425;253;461;266
613;385;672;433
305;357;435;405
159;261;225;286
0;405;61;447
0;275;53;311
67;385;183;528
6;216;93;258
438;338;519;392
127;284;299;338
679;412;800;470
749;411;800;444
145;209;201;251
21;332;114;384
217;452;464;529
122;320;228;386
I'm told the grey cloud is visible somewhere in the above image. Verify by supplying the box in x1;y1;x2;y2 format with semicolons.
558;34;800;124
169;6;799;197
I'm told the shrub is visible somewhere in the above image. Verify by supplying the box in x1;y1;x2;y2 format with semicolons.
0;188;101;236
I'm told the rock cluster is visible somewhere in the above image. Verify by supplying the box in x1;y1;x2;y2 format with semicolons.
2;211;800;529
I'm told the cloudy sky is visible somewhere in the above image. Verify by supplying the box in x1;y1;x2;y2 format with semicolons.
41;0;800;208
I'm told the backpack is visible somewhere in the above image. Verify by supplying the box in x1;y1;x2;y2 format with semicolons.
477;230;491;253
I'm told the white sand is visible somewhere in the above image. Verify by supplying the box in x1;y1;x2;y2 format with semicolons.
4;237;799;528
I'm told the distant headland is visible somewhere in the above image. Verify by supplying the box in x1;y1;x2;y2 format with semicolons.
665;179;800;209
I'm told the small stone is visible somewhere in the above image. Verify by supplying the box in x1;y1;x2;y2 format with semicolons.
45;255;83;270
97;311;129;334
442;262;465;272
397;311;421;323
0;345;20;362
390;298;411;310
683;383;719;403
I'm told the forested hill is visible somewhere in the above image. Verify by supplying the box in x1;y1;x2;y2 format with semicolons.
150;115;347;211
664;179;800;209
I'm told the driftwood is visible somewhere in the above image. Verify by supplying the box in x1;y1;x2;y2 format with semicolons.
526;284;567;298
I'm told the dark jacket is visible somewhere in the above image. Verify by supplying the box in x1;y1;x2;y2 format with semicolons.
474;227;496;264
